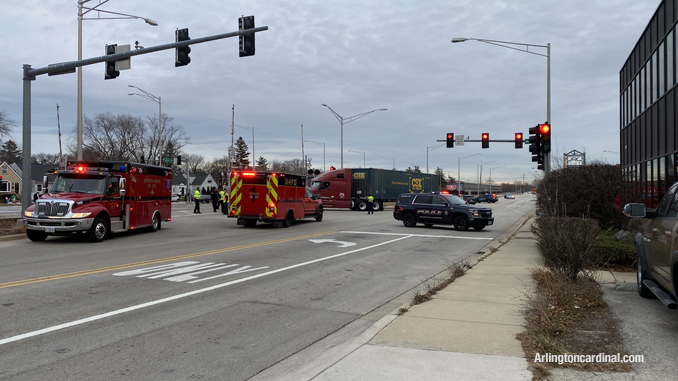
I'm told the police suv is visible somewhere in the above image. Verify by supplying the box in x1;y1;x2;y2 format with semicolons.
393;193;494;231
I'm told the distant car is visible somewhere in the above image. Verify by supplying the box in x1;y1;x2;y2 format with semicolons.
462;195;476;204
475;194;498;203
504;193;515;199
171;194;180;202
393;193;493;231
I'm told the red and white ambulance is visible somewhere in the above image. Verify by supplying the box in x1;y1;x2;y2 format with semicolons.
228;170;323;227
23;161;172;242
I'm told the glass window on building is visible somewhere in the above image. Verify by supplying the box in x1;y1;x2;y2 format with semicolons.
642;65;648;110
668;154;676;187
659;156;666;201
668;30;675;88
660;41;666;96
652;51;658;104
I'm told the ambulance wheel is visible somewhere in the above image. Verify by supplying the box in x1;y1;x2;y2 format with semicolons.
26;230;48;242
315;206;323;222
283;211;293;228
149;213;161;232
87;218;108;242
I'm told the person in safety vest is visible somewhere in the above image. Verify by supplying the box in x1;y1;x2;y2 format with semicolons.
367;194;374;214
220;189;228;214
193;189;202;214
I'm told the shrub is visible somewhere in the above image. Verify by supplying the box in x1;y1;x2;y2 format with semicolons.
591;230;636;268
532;217;600;280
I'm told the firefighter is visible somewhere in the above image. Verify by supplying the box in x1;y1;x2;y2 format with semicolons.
367;194;374;214
193;189;201;214
211;189;219;212
220;189;228;214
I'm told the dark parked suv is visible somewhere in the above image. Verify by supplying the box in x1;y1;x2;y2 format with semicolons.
393;193;494;231
624;184;678;309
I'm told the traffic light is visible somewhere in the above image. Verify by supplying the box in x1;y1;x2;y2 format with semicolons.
515;133;523;149
177;155;182;165
175;28;191;67
528;125;543;170
104;44;119;80
481;133;489;149
239;16;255;57
446;133;454;148
539;122;551;153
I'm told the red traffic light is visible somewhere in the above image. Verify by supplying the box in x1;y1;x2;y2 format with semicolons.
481;133;489;149
446;133;454;148
515;133;524;149
539;123;550;135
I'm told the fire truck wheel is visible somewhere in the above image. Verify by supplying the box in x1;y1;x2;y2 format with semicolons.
87;218;108;242
26;230;48;242
315;206;323;222
283;211;293;228
149;213;161;232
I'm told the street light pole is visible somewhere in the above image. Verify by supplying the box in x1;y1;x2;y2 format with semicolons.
426;143;445;174
128;85;162;165
452;37;551;175
321;104;387;169
305;140;325;172
380;156;395;170
77;1;158;160
348;150;365;168
458;153;480;184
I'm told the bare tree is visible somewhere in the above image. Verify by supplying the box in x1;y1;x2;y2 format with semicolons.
0;110;15;140
183;153;207;174
144;113;189;165
32;152;61;165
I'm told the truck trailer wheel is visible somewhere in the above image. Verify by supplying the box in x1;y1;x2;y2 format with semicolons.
26;230;48;242
87;218;108;242
357;201;367;211
371;200;381;211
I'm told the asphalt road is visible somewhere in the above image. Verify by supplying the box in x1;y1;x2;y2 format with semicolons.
0;196;534;380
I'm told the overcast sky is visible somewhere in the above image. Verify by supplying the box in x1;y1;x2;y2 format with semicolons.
0;0;660;184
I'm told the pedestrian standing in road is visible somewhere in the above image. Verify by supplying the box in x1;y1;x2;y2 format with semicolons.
211;189;219;212
218;188;224;211
367;194;374;214
193;189;202;214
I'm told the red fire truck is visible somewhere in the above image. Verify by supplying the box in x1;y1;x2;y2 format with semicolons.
228;170;323;227
22;161;172;242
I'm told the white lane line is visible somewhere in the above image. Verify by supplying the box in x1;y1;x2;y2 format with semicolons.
340;231;493;240
0;235;412;346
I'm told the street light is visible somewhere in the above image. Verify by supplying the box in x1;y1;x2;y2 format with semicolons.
458;153;480;184
426;143;446;174
305;140;325;172
380;156;395;170
128;85;162;165
452;37;550;175
477;161;495;195
488;165;506;191
321;104;387;169
348;150;366;168
235;125;255;163
77;0;158;160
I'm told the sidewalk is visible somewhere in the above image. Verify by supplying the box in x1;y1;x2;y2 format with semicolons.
252;214;541;380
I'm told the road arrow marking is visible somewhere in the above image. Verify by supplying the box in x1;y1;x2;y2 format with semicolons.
309;239;356;248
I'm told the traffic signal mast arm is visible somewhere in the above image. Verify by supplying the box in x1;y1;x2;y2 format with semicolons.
24;26;269;79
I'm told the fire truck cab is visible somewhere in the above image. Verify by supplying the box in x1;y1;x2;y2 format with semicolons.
23;161;172;242
228;170;323;227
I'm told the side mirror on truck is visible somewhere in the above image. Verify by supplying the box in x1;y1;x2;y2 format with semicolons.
119;178;126;197
623;203;647;218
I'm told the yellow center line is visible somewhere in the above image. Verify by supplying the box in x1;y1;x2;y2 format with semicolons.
1;231;339;289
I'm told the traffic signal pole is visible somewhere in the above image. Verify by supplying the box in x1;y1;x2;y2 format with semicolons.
20;25;268;213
